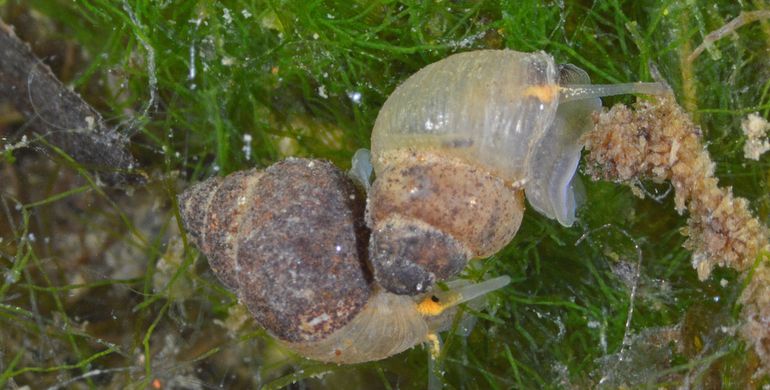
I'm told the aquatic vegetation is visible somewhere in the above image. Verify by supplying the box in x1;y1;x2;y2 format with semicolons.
1;0;770;388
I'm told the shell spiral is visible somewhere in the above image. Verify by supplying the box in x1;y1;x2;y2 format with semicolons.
178;158;372;344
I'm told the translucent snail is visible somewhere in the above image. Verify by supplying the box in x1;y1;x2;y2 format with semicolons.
363;49;666;294
178;158;510;364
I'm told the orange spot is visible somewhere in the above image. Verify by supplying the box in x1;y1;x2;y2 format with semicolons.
152;378;162;389
271;66;279;75
523;84;558;103
335;349;342;356
417;297;445;316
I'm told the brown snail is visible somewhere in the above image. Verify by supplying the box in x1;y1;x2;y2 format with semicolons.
178;158;509;364
363;49;667;295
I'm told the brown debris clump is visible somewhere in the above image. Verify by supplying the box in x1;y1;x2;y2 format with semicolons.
741;261;770;373
581;96;770;371
582;96;767;280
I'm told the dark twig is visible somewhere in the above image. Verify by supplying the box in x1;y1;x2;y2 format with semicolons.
0;19;144;186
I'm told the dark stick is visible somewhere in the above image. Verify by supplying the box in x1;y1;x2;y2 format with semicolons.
0;19;144;186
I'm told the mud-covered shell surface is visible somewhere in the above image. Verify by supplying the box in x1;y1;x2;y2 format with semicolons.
368;149;524;294
178;158;372;343
370;49;559;182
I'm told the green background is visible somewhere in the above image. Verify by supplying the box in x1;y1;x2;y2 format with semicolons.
1;0;769;388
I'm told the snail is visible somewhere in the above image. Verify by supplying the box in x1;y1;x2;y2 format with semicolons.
178;158;510;364
363;49;667;295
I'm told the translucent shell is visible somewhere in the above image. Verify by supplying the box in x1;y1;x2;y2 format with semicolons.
372;50;557;182
372;49;591;226
367;49;666;295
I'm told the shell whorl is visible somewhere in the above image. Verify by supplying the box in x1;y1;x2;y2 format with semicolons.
370;49;559;182
179;158;372;343
179;169;262;290
368;149;524;295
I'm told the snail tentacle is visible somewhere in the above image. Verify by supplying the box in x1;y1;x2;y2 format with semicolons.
559;81;668;103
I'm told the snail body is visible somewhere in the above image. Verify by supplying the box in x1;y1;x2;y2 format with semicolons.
367;49;666;295
179;158;509;364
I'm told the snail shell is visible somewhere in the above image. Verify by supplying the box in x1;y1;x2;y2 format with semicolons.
368;49;665;295
179;158;509;364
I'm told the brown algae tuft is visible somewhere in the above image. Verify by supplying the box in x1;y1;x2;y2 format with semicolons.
582;96;770;372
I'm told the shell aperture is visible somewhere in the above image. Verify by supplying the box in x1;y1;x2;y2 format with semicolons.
524;64;601;226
